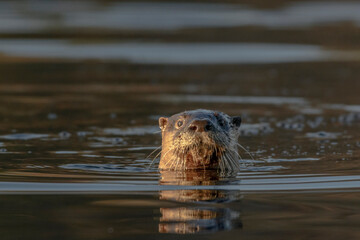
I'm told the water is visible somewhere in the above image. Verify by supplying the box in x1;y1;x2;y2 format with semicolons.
0;0;360;239
2;1;360;31
1;40;360;63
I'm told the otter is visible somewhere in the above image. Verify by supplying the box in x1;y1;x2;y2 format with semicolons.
158;109;242;171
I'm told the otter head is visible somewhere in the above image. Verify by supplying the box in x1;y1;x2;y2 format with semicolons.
158;109;241;171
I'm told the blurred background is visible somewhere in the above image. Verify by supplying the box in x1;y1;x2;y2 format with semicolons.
0;0;360;120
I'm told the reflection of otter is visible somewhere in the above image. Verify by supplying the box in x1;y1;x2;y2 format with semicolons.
158;170;242;234
158;109;242;171
159;207;241;234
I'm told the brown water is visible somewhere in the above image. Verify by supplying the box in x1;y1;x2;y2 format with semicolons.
0;1;360;239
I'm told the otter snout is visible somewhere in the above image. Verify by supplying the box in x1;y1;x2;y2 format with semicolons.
188;119;213;132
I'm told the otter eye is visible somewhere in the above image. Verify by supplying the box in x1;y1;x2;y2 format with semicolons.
217;118;225;127
176;120;184;128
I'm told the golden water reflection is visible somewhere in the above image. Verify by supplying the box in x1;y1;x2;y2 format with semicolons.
159;170;242;234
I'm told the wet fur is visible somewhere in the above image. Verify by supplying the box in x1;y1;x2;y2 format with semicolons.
158;109;242;172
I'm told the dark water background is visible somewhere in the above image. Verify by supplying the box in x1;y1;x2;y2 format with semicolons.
0;0;359;239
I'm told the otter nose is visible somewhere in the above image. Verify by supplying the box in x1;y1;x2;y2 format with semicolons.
188;119;212;132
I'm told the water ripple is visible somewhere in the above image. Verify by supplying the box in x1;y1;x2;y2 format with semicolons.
0;133;49;140
60;163;150;173
1;175;359;193
103;126;159;136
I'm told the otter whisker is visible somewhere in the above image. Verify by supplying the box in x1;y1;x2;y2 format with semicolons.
237;143;254;161
171;148;182;170
232;152;241;169
220;151;227;171
225;151;240;171
228;154;238;171
216;147;225;172
162;148;176;168
220;158;225;172
146;145;162;160
174;151;181;171
147;147;164;169
221;152;230;170
153;149;164;162
193;141;204;169
224;154;234;171
182;147;187;170
147;156;160;169
233;149;243;163
169;149;178;170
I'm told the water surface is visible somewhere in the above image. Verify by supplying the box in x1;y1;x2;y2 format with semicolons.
2;1;360;32
1;40;358;64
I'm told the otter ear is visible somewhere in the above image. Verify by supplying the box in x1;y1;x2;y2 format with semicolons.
232;116;241;127
159;117;168;130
